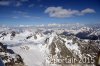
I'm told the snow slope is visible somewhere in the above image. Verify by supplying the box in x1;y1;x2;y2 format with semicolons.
0;26;99;66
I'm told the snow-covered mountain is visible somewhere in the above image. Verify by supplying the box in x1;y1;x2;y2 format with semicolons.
0;24;100;66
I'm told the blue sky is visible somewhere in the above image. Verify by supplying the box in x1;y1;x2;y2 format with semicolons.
0;0;100;25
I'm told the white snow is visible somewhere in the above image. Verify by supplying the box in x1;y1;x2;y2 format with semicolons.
0;27;86;66
7;43;45;66
65;40;82;58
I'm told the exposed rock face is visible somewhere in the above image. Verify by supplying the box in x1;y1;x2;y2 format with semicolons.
10;31;16;40
0;32;7;40
26;35;32;39
46;35;74;64
0;42;25;66
0;25;100;66
46;34;100;65
95;51;100;66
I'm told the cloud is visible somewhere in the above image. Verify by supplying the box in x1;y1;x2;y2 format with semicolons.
45;7;95;18
15;2;22;7
81;8;95;14
0;1;10;6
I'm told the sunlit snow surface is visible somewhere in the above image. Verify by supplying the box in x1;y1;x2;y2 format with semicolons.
0;28;98;66
8;44;44;66
0;29;59;66
0;30;47;66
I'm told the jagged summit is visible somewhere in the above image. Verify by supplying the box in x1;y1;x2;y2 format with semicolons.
0;24;100;66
